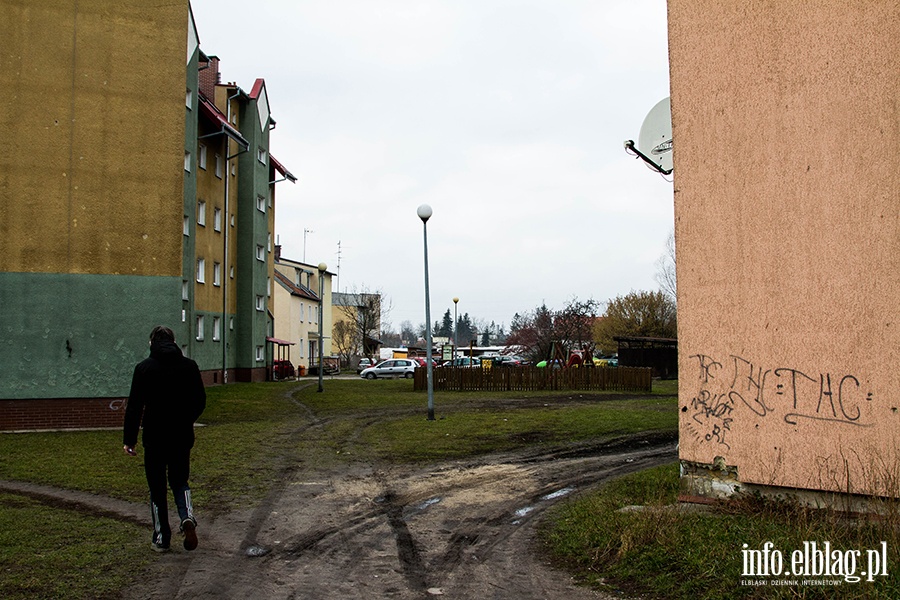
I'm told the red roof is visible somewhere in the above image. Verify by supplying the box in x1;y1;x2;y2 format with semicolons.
274;270;319;302
198;96;248;149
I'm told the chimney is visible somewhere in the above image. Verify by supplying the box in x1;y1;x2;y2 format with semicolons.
199;55;220;100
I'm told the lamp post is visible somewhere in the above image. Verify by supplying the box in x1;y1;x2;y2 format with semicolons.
452;297;459;360
417;204;435;421
317;262;327;393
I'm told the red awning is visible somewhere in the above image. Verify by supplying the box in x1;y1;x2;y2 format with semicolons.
266;337;295;346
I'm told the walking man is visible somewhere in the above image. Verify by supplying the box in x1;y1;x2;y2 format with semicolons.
123;325;206;552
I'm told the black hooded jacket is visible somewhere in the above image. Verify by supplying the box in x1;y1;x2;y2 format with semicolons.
123;340;206;450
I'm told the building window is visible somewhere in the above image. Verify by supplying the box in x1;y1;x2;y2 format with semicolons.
183;216;190;236
214;208;222;232
229;317;234;330
257;195;265;213
186;89;192;109
197;258;205;283
267;233;272;252
215;154;223;178
256;295;264;311
257;147;266;164
182;280;189;300
300;338;304;358
184;150;191;172
213;262;221;286
196;315;205;341
267;277;271;297
212;317;221;341
197;201;206;227
198;144;207;170
256;245;264;261
256;346;264;362
230;266;234;279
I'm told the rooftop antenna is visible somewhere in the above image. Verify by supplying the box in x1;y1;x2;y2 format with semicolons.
624;96;673;176
335;240;342;293
303;228;314;262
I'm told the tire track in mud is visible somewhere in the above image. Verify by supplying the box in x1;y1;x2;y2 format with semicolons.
117;386;677;599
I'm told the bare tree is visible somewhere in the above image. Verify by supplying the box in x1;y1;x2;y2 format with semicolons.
333;285;391;360
654;230;677;302
505;298;597;363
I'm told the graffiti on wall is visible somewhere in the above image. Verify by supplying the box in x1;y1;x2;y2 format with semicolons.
685;354;874;451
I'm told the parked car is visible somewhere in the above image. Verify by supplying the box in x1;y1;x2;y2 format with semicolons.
411;357;437;368
596;356;619;367
356;358;375;374
359;359;418;379
495;355;526;367
444;357;481;368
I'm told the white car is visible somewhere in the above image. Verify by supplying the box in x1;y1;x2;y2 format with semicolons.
359;359;418;379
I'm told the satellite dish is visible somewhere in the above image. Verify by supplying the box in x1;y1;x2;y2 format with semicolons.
639;97;672;172
624;97;672;175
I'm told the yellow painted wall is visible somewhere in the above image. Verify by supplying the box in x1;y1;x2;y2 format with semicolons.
0;0;189;276
669;1;900;495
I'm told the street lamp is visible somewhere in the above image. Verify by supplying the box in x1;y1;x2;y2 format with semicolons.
452;297;459;360
417;204;435;421
317;262;327;393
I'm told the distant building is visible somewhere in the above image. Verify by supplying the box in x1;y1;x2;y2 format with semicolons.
272;248;333;370
0;2;294;430
332;292;382;361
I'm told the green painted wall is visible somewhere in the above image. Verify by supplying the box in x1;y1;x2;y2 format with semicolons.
0;272;182;398
234;93;271;370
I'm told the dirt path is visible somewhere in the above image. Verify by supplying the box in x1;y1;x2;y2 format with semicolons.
2;386;677;599
112;431;675;600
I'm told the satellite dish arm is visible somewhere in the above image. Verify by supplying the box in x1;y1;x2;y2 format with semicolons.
623;140;672;175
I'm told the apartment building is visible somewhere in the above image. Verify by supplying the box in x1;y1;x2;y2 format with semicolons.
272;248;333;371
0;1;294;429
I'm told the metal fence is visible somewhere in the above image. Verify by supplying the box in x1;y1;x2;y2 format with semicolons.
413;365;652;393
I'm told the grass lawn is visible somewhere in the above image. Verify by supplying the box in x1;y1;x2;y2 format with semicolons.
0;378;676;599
541;463;900;599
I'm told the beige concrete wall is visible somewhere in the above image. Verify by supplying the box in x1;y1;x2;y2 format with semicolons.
0;0;188;276
669;1;900;495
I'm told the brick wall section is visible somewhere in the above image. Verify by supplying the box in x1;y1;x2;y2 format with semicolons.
199;55;219;99
1;367;270;431
0;398;126;431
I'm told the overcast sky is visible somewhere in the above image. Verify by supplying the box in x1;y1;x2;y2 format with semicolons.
190;0;673;332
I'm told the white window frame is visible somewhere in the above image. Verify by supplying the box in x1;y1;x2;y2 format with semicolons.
257;147;266;164
256;345;264;362
213;262;221;287
186;89;193;109
196;315;205;341
215;154;223;179
183;216;190;236
213;207;222;232
257;195;266;213
212;317;221;341
197;258;205;283
256;245;264;261
256;295;265;311
184;150;191;172
182;280;189;301
198;144;207;170
197;201;206;227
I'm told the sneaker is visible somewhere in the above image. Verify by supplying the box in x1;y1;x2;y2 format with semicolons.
151;541;170;553
181;519;198;551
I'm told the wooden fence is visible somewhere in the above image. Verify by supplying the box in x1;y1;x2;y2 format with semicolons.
413;366;652;393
